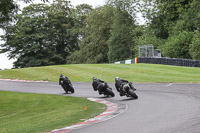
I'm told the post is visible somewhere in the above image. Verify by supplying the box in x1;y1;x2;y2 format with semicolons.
135;57;137;64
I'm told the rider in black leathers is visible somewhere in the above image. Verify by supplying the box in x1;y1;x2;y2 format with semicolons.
92;77;110;95
59;73;75;93
115;77;136;96
59;74;69;86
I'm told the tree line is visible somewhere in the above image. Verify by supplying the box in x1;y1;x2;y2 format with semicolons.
0;0;200;68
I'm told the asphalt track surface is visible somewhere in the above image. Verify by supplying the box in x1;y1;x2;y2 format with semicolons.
0;80;200;133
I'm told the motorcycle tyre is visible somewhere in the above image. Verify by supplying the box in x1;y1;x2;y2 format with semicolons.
70;86;75;93
105;88;115;97
62;86;68;93
129;90;138;99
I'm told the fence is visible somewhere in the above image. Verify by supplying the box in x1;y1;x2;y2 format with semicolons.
139;45;154;57
114;59;135;64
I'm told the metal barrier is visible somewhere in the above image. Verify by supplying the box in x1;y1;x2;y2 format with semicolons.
114;59;135;64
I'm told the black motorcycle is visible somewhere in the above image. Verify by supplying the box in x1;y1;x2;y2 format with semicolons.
100;83;115;97
120;83;138;99
60;80;74;93
59;74;75;93
92;77;115;97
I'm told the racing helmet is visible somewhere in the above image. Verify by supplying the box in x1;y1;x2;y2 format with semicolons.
115;77;120;81
92;77;97;81
60;73;64;77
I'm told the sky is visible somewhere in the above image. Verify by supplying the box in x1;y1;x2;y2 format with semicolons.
0;0;106;70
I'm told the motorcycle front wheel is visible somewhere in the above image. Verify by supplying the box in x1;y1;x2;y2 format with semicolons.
105;88;115;97
69;85;75;93
129;90;138;99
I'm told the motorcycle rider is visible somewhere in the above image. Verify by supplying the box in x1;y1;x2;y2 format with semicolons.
59;74;69;86
115;77;136;96
59;74;75;93
92;77;110;95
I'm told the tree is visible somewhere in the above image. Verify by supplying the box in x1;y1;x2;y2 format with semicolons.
141;0;192;39
71;4;93;47
141;0;200;59
0;0;18;29
0;0;48;29
106;0;141;19
47;0;78;64
68;2;142;64
0;1;78;68
1;4;51;67
72;4;93;29
67;5;115;64
107;9;136;62
162;31;193;59
189;31;200;60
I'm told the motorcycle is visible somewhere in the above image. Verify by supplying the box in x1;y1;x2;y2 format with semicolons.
60;78;75;94
100;83;115;97
92;78;115;97
119;83;138;99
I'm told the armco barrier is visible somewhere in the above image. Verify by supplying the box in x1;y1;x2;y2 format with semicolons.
137;57;200;67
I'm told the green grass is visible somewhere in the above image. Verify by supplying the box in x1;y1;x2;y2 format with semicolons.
0;63;199;83
0;64;199;132
0;91;106;133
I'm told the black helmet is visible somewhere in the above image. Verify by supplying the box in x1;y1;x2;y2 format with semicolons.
92;77;97;81
60;73;64;77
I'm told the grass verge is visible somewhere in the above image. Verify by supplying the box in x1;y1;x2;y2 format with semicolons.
0;63;199;83
0;91;106;133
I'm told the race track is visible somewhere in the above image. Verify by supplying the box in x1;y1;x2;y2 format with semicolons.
0;80;200;133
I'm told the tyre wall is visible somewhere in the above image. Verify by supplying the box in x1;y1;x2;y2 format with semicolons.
114;57;200;67
137;57;200;67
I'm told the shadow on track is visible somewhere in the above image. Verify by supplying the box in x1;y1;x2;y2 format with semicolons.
95;96;114;99
61;93;75;95
119;97;137;101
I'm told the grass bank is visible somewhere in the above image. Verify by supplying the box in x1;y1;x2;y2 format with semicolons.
0;64;199;83
0;91;106;133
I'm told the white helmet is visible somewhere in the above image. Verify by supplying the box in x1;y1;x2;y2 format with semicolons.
115;77;120;81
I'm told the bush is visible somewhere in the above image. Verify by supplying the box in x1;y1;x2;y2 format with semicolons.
162;31;193;59
189;31;200;60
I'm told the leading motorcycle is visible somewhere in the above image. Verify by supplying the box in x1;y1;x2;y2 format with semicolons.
59;74;75;93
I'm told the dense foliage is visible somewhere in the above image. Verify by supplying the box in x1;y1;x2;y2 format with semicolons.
0;0;48;29
141;0;200;60
67;5;112;64
0;0;200;68
1;1;79;67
